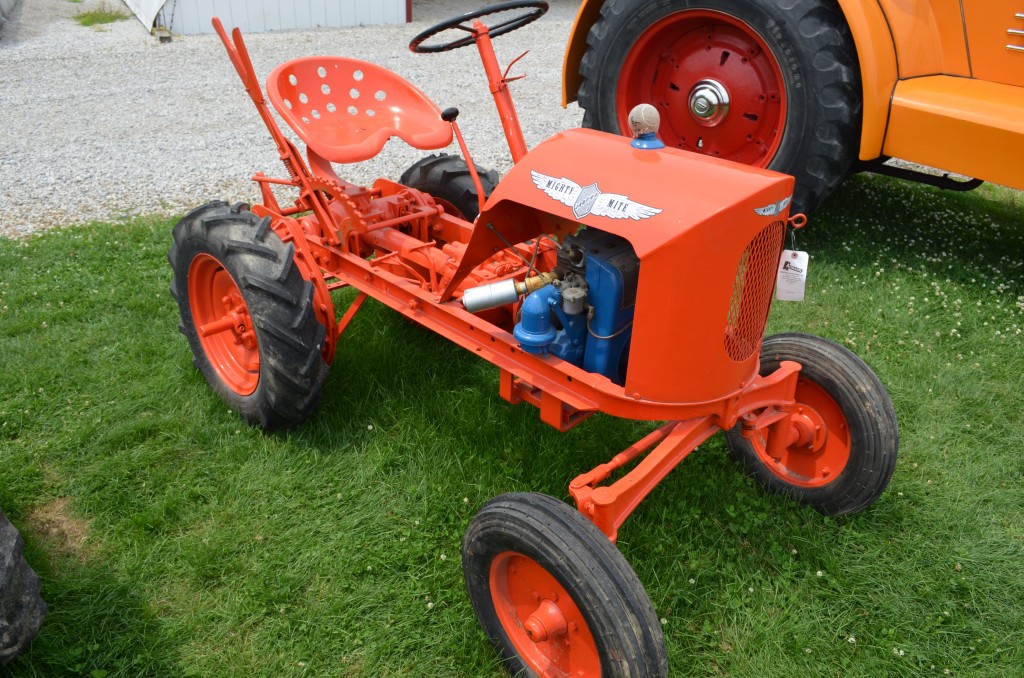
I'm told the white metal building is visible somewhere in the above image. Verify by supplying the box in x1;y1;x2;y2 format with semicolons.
125;0;409;35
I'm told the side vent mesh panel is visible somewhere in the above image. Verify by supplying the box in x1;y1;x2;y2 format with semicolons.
724;220;786;362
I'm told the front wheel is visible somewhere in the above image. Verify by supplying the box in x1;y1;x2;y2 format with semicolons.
725;333;898;515
1;509;46;665
578;0;862;214
169;201;330;430
463;493;667;677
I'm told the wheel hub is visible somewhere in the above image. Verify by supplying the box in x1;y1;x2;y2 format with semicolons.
786;406;827;453
489;551;600;675
188;253;260;396
688;79;729;127
615;9;786;165
523;599;568;642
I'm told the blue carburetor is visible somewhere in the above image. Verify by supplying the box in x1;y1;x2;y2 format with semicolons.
513;229;639;384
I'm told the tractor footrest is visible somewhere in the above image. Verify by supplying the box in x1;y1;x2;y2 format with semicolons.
499;369;594;432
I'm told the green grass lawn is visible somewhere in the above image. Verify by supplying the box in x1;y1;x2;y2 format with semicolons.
1;173;1022;676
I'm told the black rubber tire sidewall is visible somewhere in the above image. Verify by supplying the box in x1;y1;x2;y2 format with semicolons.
0;509;46;665
399;154;498;221
463;493;667;677
169;201;329;431
725;333;898;516
578;0;862;215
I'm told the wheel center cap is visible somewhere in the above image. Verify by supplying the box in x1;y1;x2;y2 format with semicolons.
688;79;730;127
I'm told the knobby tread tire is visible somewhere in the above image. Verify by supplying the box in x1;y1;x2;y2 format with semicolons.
725;333;898;515
577;0;862;215
169;201;329;430
463;493;668;677
0;509;46;665
399;154;498;221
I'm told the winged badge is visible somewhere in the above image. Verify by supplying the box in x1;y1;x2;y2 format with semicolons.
754;196;792;217
531;171;662;221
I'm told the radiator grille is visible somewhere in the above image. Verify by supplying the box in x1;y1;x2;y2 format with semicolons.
724;221;786;362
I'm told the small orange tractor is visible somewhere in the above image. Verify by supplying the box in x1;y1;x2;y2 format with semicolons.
169;3;898;674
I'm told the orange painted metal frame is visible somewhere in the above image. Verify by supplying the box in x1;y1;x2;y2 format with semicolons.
213;16;808;541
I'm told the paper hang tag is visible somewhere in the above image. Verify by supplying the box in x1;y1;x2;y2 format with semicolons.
776;250;809;302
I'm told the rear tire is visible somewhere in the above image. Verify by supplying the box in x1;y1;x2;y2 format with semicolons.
400;154;498;221
169;201;329;430
578;0;862;215
463;493;667;677
725;333;898;515
1;509;46;666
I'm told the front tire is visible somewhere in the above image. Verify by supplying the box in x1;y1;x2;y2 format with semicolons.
725;333;898;515
169;201;329;430
578;0;862;214
463;493;667;677
1;509;46;665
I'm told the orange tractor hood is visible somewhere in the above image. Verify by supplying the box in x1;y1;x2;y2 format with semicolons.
484;128;792;257
462;128;796;404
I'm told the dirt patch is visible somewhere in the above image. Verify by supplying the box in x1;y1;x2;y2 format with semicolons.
26;497;93;563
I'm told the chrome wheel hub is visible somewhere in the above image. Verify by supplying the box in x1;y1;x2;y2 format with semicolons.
688;79;730;127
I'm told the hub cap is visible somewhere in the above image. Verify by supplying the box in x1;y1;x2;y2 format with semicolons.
688;79;729;126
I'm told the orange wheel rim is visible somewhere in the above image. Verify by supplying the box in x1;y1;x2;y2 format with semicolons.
490;552;601;677
751;378;851;487
617;10;786;165
188;254;259;396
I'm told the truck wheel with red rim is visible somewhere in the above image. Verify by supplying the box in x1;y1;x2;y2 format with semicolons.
463;493;667;677
169;201;329;430
725;333;898;515
577;0;861;215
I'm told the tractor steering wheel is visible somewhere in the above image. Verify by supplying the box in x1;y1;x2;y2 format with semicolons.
409;1;548;53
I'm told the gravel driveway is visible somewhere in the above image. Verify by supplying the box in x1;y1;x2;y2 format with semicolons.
0;0;583;237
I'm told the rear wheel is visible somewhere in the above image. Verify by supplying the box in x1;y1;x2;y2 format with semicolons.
400;154;498;221
578;0;861;214
1;509;46;666
463;493;667;677
725;333;898;515
169;201;329;430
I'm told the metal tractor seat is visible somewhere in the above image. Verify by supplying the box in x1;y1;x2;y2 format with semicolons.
266;56;453;164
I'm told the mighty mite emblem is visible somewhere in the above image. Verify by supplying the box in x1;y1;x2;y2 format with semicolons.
531;171;662;221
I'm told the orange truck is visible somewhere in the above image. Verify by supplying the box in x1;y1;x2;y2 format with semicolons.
562;0;1024;213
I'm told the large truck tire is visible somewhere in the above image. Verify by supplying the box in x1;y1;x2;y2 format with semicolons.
578;0;862;214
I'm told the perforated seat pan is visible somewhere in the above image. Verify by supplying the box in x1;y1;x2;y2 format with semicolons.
266;56;453;164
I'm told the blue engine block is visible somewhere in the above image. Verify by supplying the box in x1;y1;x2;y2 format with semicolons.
513;230;639;385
